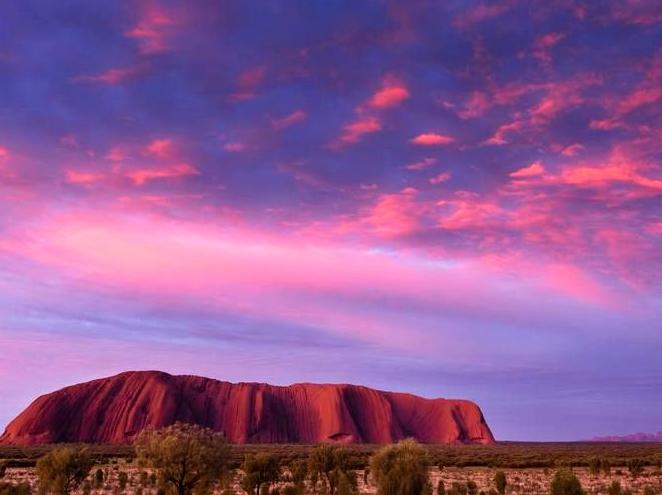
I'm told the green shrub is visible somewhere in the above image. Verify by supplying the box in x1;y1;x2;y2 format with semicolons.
467;480;477;495
241;453;280;495
369;439;430;495
494;471;507;495
36;446;94;495
309;444;357;495
135;423;231;495
550;470;584;495
608;480;621;495
0;482;31;495
627;459;644;478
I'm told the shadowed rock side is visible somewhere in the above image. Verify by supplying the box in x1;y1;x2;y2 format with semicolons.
0;371;495;445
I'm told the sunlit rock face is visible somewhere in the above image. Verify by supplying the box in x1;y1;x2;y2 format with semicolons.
0;370;495;445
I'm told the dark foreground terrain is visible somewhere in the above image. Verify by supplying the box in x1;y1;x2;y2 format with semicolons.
2;442;662;494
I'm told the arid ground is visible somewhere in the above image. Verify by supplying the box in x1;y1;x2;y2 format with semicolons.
2;443;662;494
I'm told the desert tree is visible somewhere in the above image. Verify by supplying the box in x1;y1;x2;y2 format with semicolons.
549;470;584;495
603;460;611;477
588;458;601;477
607;481;621;495
36;446;94;495
627;459;644;478
494;471;507;495
369;439;431;495
118;471;128;491
309;444;357;495
135;422;231;495
241;453;281;495
466;480;477;495
0;482;31;495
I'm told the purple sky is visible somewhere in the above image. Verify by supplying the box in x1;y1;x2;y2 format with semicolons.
0;0;661;441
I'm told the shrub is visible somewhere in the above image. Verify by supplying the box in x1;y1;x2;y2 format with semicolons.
135;422;231;495
494;471;507;495
603;460;611;476
0;463;6;480
627;459;645;478
241;453;280;495
608;480;621;495
450;482;468;495
36;446;94;495
588;458;601;476
467;480;478;495
0;482;31;495
369;439;430;495
309;444;357;495
94;468;104;489
643;487;655;495
550;470;584;495
438;480;445;495
118;471;128;491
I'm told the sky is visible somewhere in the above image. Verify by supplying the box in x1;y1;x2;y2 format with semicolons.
0;0;661;442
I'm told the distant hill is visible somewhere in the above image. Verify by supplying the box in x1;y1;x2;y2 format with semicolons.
0;370;495;445
591;432;662;442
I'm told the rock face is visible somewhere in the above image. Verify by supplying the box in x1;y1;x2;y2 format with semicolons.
0;371;495;445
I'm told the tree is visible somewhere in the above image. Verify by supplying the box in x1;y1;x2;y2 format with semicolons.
550;470;584;495
135;422;231;495
466;480;477;495
94;469;104;489
627;459;644;478
0;483;31;495
241;453;280;495
608;481;621;495
437;480;445;495
0;462;6;480
603;460;611;477
369;439;431;495
494;471;507;495
118;471;128;491
309;444;357;495
588;458;601;477
36;446;94;495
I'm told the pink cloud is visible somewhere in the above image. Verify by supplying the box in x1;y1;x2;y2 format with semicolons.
64;170;105;185
457;91;490;119
271;110;307;130
437;193;504;231
453;1;515;28
333;116;382;147
75;66;142;85
589;119;622;130
531;32;565;64
368;83;410;108
145;138;174;158
429;171;451;184
224;142;247;152
510;161;545;178
405;157;437;171
105;147;129;162
410;133;454;146
559;143;585;156
484;120;524;145
364;187;427;236
125;4;177;55
126;163;199;185
0;146;8;160
229;65;266;102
